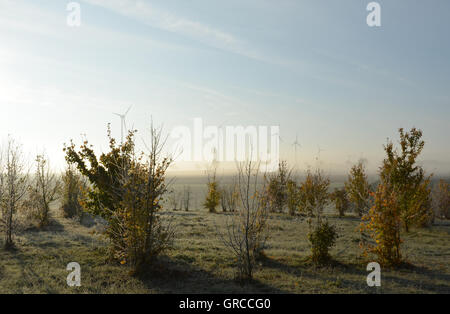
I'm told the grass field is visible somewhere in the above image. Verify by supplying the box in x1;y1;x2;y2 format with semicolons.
0;208;449;294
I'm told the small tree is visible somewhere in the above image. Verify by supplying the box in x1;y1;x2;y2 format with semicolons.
222;180;238;213
298;168;330;217
330;187;350;217
286;179;299;216
345;161;371;217
204;168;220;213
220;161;268;281
380;128;433;231
28;154;61;227
360;182;402;266
182;186;191;212
60;163;86;219
298;168;337;265
220;187;228;212
265;161;291;213
168;190;180;211
0;138;29;249
433;179;450;219
360;128;433;266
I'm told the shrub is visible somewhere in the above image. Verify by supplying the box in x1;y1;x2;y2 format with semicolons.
64;124;174;271
433;179;450;219
60;163;86;219
222;180;238;213
297;168;336;265
204;169;221;213
360;183;402;266
297;168;329;217
264;161;291;213
330;187;350;217
113;151;174;269
308;219;338;265
345;161;371;217
286;179;299;216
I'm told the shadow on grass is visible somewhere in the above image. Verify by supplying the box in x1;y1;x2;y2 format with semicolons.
0;246;59;293
380;262;450;293
260;254;377;292
19;223;99;250
22;218;66;233
135;256;288;294
322;259;450;293
259;255;304;276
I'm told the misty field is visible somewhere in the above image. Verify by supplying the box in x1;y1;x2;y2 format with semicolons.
0;206;449;294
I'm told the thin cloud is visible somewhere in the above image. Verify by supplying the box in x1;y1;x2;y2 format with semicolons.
81;0;294;66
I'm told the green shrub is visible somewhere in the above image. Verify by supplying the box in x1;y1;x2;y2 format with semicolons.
308;219;338;265
60;163;86;219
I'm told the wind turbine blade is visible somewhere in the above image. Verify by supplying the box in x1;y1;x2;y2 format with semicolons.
125;105;132;115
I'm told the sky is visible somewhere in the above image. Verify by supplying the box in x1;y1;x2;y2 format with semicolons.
0;0;449;175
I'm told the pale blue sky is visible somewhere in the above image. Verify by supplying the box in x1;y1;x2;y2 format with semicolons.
0;0;449;174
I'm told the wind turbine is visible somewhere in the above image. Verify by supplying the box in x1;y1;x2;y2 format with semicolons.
292;134;301;165
316;145;325;161
273;129;284;144
113;105;132;144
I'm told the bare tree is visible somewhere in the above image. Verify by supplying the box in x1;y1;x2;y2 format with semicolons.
0;138;29;249
28;153;61;227
220;187;228;212
168;190;179;211
219;160;268;281
221;178;238;213
182;185;191;211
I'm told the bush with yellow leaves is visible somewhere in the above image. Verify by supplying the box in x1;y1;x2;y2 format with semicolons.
360;183;402;266
64;123;174;271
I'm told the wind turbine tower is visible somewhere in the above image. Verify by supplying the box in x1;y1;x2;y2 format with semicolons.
113;105;132;144
316;145;325;161
292;134;301;165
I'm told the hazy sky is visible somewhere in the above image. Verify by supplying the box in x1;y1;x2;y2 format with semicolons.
0;0;449;174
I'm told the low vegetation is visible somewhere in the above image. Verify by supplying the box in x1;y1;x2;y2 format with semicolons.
0;127;448;293
0;210;448;293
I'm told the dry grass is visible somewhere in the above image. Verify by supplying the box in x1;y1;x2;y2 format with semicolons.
0;209;449;294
